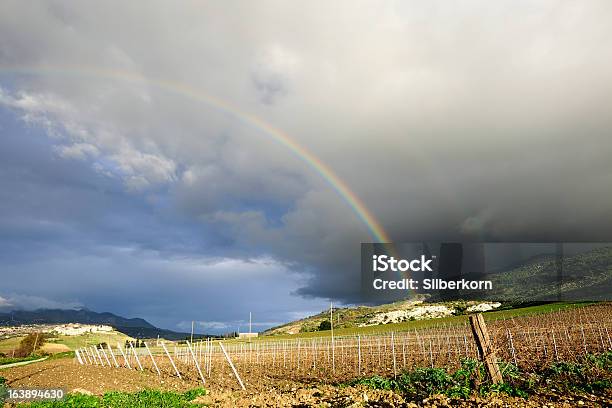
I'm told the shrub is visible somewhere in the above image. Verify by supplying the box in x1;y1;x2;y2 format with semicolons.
543;351;612;393
14;333;50;357
318;320;332;331
353;360;478;399
353;352;612;400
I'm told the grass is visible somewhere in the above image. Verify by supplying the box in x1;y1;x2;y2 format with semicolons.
12;388;207;407
0;336;25;354
1;332;130;353
46;351;75;361
0;332;132;356
236;302;590;341
0;354;46;366
352;360;530;399
46;332;133;351
1;376;7;403
0;331;132;369
0;352;73;371
351;351;612;400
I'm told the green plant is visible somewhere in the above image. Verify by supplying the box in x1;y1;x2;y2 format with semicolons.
16;388;208;407
486;382;528;398
453;304;468;315
0;354;44;365
182;388;206;400
0;376;8;404
354;375;396;390
353;362;479;399
318;320;331;331
543;352;612;393
350;352;612;401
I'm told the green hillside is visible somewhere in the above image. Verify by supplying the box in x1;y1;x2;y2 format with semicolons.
258;302;588;340
485;246;612;301
261;247;612;338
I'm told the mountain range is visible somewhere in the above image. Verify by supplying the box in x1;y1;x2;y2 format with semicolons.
0;308;198;340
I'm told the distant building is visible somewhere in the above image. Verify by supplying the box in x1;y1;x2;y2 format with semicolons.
237;332;258;339
53;324;113;336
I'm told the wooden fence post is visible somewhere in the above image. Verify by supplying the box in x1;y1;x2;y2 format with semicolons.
469;314;502;384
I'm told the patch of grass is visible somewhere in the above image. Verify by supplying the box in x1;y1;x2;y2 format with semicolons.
245;302;589;341
0;352;70;367
543;352;612;393
1;332;133;355
46;351;75;361
352;352;612;400
1;376;8;403
15;388;207;408
0;336;26;354
0;354;45;366
352;359;485;400
47;332;132;351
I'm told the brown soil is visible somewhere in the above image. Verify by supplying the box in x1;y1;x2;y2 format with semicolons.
2;358;610;407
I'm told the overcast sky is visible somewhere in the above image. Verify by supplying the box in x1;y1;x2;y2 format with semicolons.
1;1;611;333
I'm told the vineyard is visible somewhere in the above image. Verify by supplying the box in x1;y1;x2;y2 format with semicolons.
75;303;612;388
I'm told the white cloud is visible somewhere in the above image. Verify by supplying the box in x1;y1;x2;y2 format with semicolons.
0;89;74;116
187;320;285;332
0;86;177;191
54;142;100;160
110;147;177;190
0;296;12;308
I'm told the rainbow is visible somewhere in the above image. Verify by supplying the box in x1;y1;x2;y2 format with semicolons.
0;65;391;243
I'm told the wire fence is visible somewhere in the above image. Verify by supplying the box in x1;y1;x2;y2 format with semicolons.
75;303;612;386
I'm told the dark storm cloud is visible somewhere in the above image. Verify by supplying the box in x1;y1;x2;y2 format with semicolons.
1;0;612;327
0;110;327;329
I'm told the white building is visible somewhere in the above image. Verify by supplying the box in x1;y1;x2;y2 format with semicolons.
237;332;258;339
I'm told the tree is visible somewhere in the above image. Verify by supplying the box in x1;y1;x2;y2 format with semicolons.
15;332;48;357
318;320;332;331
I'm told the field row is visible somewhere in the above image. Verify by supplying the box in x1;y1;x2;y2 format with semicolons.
75;303;612;386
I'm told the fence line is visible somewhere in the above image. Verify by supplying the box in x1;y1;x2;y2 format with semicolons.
75;304;612;386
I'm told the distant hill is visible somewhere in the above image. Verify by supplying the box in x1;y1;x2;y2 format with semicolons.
0;309;153;328
0;309;196;340
264;247;612;336
262;296;502;336
483;246;612;302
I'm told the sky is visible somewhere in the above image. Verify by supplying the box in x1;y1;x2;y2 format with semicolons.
1;1;612;333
